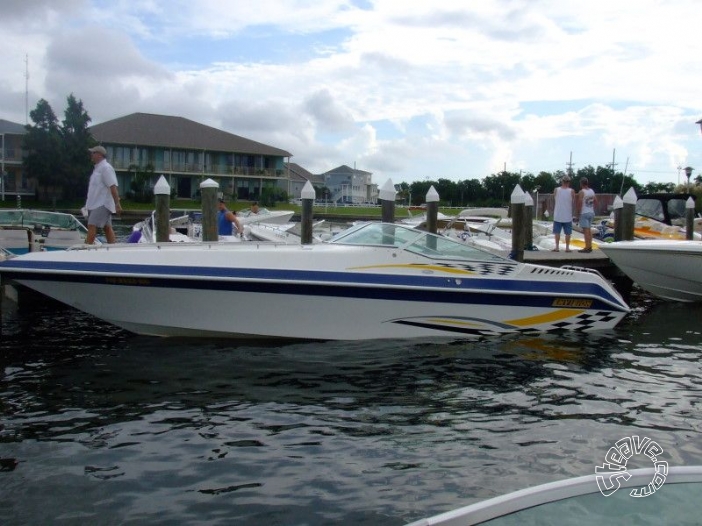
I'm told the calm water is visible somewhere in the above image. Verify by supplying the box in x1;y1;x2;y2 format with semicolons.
1;286;702;525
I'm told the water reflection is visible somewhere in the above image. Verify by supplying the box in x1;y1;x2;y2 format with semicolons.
2;290;702;525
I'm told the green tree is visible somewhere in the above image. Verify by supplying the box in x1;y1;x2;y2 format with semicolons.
519;172;537;192
128;163;156;202
483;171;521;205
456;178;486;205
434;178;456;205
22;95;95;204
23;99;65;202
260;185;288;206
394;182;410;205
408;180;434;206
61;94;93;200
533;171;557;193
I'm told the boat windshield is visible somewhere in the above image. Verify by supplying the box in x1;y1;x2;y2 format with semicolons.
0;209;86;231
635;195;692;225
329;222;508;262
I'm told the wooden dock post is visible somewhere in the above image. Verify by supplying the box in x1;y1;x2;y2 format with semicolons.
524;192;534;250
621;188;637;241
380;179;396;223
425;186;439;234
686;196;695;240
612;195;624;241
154;176;171;243
510;185;526;261
200;179;219;242
300;181;315;245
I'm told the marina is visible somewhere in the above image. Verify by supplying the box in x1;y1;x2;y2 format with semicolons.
1;196;700;524
3;3;702;523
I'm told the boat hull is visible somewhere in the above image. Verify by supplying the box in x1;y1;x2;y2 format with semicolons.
1;241;629;340
600;240;702;302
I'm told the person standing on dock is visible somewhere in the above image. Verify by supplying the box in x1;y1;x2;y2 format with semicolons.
551;175;575;252
576;177;596;253
217;198;243;237
85;145;121;244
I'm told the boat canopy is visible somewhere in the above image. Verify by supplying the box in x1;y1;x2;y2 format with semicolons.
329;222;509;262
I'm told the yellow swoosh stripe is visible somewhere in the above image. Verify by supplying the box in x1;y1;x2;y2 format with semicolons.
506;309;584;327
349;264;475;275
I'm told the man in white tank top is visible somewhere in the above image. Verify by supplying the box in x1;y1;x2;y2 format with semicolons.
576;177;597;253
551;175;575;252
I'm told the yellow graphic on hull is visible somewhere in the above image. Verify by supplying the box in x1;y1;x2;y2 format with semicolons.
505;309;585;327
349;263;476;275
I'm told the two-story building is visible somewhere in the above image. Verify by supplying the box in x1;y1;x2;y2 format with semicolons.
285;162;325;200
89;113;292;201
322;164;378;204
0;119;33;201
2;113;379;205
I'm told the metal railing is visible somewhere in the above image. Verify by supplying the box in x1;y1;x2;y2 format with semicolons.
111;160;281;178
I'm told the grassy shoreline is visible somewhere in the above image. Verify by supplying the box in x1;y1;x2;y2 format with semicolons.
0;199;480;219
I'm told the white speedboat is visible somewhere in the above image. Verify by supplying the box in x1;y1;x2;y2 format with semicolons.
406;466;702;526
0;209;90;254
599;239;702;302
131;209;295;244
0;222;629;339
236;207;294;225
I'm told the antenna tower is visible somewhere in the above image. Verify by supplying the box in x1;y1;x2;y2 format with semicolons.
566;152;575;176
25;54;29;124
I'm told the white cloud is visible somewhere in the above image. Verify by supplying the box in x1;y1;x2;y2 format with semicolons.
1;0;701;184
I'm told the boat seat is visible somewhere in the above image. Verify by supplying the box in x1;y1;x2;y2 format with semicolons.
44;229;85;250
0;229;32;254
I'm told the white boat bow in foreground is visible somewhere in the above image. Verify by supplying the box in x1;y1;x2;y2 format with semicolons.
406;466;702;526
0;222;629;339
599;239;702;302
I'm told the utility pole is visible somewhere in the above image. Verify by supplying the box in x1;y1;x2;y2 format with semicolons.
608;149;618;175
25;54;29;124
566;152;575;177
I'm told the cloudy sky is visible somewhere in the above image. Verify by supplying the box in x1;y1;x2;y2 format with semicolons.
2;0;701;185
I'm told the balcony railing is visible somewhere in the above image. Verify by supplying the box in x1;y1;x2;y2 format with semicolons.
111;159;283;178
1;149;25;163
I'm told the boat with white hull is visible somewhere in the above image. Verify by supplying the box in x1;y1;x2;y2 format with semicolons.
0;209;90;254
236;207;294;225
0;222;629;340
131;210;297;244
406;466;702;526
599;239;702;302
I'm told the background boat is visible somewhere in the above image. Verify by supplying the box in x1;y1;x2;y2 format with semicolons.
0;209;90;254
599;239;702;302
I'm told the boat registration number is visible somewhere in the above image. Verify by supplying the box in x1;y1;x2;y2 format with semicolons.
552;298;593;308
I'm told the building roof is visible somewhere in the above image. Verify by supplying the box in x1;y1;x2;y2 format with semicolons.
89;112;292;157
0;119;27;135
321;164;372;176
286;162;325;184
